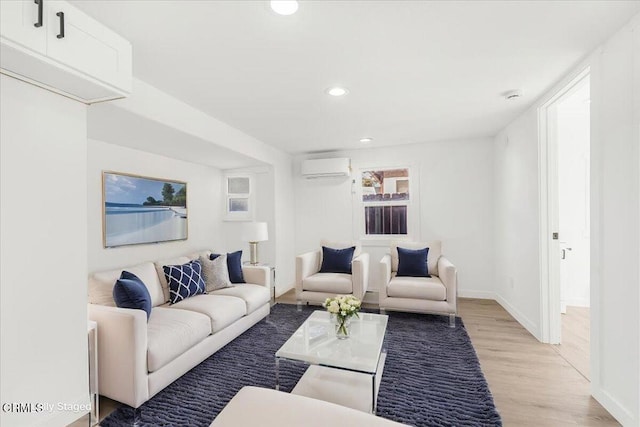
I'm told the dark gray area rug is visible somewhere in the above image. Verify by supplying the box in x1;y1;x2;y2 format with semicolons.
101;304;502;427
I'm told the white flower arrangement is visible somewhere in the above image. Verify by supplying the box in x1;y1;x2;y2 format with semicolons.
323;295;361;337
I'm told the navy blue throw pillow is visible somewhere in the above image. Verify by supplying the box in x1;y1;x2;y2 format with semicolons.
209;250;245;283
397;247;430;277
319;246;356;274
164;260;206;304
113;271;152;320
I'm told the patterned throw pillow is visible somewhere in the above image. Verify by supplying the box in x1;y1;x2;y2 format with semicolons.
200;254;232;292
163;260;206;304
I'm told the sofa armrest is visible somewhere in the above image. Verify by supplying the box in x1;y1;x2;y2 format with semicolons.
295;250;321;299
379;254;392;302
242;265;271;289
437;256;458;312
88;304;149;408
351;252;370;300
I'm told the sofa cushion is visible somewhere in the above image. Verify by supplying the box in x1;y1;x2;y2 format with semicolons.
302;273;353;294
212;284;270;314
319;246;355;274
319;240;362;266
200;254;232;292
397;247;430;277
155;256;191;303
387;275;446;301
113;271;152;320
170;294;246;333
391;241;441;276
89;262;165;307
164;260;207;304
147;306;212;373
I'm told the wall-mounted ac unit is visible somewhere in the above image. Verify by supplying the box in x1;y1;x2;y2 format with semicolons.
301;158;351;179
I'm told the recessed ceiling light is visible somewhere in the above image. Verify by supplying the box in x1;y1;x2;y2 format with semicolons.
270;1;298;16
327;87;348;97
359;138;373;144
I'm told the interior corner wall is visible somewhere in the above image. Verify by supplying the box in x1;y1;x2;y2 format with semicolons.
493;14;640;426
492;114;542;339
87;139;223;272
292;138;495;297
1;75;90;426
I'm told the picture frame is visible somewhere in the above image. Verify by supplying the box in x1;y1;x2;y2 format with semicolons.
102;171;188;248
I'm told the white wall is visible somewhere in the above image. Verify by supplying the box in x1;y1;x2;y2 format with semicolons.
493;14;639;426
590;15;639;425
1;75;90;426
493;116;542;337
98;79;296;290
293;138;495;297
87;139;223;272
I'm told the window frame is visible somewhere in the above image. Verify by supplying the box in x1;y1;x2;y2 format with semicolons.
223;174;254;221
356;165;418;242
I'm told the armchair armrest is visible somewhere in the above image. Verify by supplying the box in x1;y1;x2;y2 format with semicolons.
242;265;271;289
437;256;458;312
379;254;392;302
88;304;149;408
295;250;321;299
351;252;370;300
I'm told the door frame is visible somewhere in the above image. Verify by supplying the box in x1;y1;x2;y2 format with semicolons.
538;67;590;344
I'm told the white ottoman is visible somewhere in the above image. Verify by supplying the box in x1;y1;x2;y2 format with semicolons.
210;386;406;427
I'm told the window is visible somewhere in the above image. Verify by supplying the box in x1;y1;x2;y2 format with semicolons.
225;175;253;220
361;168;410;235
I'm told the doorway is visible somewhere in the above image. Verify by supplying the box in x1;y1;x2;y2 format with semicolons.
539;70;591;380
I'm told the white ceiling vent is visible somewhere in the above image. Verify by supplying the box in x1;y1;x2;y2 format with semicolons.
301;158;351;179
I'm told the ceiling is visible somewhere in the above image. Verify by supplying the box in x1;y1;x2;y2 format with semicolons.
72;1;639;154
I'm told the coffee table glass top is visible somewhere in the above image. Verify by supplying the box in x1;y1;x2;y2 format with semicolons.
275;310;389;374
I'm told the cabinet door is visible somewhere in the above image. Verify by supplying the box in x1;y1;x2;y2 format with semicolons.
0;0;47;54
45;0;132;93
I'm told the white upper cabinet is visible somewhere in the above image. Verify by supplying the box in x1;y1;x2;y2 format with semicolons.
0;0;47;54
0;0;132;103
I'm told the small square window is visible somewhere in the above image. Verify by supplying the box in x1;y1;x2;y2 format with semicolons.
229;198;249;212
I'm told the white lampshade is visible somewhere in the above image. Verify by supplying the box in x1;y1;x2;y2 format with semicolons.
241;222;268;242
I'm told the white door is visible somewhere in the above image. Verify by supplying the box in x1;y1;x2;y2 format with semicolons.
557;84;591;313
0;0;47;54
45;0;132;92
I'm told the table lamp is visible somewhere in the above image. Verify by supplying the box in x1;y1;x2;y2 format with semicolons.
241;222;268;265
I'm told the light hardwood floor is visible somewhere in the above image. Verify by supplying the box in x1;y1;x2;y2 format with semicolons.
71;296;615;427
553;306;590;380
458;299;614;426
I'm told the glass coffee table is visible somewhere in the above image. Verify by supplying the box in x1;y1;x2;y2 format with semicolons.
275;310;389;413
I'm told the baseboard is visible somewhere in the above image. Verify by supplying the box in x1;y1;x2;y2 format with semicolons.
562;298;590;308
495;294;542;341
458;290;497;300
275;283;294;298
592;387;635;426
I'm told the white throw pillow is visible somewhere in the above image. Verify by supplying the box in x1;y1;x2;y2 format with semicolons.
200;254;232;292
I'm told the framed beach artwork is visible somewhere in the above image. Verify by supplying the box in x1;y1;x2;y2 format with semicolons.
103;172;188;248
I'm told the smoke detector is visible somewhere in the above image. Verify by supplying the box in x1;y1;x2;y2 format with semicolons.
504;90;523;100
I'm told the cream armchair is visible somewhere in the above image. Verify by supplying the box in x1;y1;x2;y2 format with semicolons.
379;241;457;327
296;240;370;306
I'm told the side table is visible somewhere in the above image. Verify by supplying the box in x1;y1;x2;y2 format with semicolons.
88;320;99;426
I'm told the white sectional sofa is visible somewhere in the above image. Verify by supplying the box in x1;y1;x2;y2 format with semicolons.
87;251;271;408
